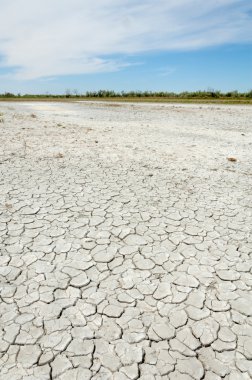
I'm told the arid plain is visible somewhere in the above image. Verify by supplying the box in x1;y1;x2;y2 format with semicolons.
0;101;252;380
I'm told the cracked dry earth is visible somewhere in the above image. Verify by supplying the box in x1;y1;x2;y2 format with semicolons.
0;101;252;380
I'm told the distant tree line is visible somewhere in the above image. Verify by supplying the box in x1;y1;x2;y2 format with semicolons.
0;90;252;99
84;90;252;99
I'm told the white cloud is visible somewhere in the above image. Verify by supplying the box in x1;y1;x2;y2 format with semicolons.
0;0;251;79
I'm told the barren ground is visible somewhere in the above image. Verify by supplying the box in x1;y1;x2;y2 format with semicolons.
0;101;252;380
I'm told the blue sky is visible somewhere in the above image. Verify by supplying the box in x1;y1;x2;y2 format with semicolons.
0;0;251;94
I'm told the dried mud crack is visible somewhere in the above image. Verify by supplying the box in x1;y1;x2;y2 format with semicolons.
0;101;252;379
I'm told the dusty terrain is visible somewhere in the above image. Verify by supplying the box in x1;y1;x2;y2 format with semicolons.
0;101;252;380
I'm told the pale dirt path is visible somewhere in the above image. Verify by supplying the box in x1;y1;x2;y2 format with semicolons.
0;102;252;379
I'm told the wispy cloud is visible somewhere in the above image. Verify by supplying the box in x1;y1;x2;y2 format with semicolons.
156;67;176;77
0;0;251;79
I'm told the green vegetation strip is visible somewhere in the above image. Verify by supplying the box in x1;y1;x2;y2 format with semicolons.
0;90;252;104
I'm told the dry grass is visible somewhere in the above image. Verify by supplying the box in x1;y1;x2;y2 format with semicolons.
227;157;237;162
55;153;64;158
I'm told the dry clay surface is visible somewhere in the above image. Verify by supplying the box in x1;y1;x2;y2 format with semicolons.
0;101;252;380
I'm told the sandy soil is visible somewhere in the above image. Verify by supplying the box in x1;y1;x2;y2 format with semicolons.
0;101;252;379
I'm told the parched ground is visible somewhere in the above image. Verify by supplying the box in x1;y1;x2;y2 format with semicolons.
0;101;252;380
